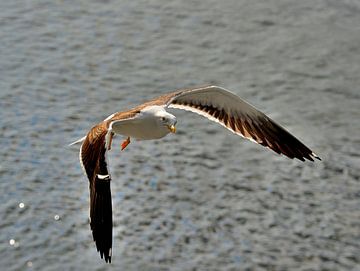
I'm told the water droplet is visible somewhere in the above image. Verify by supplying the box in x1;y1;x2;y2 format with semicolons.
19;202;25;208
54;215;60;221
9;239;15;246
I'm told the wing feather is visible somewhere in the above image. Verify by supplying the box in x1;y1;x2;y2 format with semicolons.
165;85;320;161
80;121;113;263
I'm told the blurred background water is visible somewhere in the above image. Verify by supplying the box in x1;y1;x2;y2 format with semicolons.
1;0;359;270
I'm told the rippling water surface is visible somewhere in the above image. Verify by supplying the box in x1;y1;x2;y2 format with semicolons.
1;0;359;270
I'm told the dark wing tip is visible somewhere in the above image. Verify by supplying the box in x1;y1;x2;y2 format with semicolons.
99;248;112;263
106;254;112;264
90;175;113;264
238;115;320;163
312;152;322;161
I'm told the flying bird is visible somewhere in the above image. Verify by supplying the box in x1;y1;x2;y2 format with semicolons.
70;85;320;263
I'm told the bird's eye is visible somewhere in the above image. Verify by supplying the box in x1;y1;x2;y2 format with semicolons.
161;117;166;121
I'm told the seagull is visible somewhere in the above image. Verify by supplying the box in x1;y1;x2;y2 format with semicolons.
70;85;320;263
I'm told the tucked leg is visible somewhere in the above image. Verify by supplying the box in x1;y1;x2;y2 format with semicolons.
106;132;114;151
121;137;131;151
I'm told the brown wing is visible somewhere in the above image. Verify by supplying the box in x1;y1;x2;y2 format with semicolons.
106;108;140;122
127;85;208;111
163;85;320;162
80;121;113;263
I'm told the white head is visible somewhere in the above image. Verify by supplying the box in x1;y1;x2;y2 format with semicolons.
141;106;177;134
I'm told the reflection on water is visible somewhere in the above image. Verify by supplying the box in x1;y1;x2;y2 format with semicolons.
1;0;359;270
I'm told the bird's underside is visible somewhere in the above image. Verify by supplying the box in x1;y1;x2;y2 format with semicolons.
73;85;321;263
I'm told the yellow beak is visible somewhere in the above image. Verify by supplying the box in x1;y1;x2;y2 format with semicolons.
168;124;176;133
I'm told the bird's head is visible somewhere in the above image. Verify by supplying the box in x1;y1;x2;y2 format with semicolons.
157;111;177;133
140;105;177;134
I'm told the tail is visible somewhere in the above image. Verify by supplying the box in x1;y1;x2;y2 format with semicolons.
69;136;86;146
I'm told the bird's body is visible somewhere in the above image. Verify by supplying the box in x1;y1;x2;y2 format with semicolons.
70;85;320;263
111;106;176;140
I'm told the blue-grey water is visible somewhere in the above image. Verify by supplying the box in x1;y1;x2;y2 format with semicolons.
1;0;359;270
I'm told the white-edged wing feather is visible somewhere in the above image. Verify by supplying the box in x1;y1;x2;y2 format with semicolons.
166;86;320;161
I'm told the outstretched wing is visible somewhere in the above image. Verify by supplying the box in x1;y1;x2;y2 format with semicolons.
158;85;320;161
80;121;113;263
